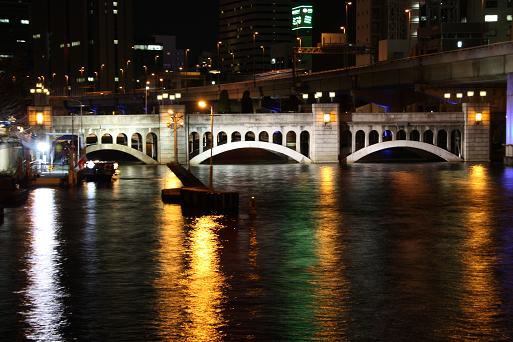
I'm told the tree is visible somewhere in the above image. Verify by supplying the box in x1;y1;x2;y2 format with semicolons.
240;90;253;113
218;89;231;113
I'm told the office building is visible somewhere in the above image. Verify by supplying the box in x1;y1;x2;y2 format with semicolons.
31;0;134;94
0;0;31;76
218;0;293;75
482;0;513;43
416;0;487;54
356;0;413;65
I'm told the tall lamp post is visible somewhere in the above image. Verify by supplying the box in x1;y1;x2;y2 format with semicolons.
345;2;352;42
145;82;150;114
198;100;214;189
185;48;190;93
405;9;411;54
252;31;258;86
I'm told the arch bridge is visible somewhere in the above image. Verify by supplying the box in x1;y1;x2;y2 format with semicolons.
47;103;340;164
344;103;489;162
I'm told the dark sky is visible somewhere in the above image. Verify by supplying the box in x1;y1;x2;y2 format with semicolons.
135;1;219;51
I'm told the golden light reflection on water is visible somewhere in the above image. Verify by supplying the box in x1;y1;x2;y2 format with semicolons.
23;188;66;341
155;211;226;341
314;166;348;338
161;169;183;189
183;216;226;341
154;204;187;339
457;164;502;338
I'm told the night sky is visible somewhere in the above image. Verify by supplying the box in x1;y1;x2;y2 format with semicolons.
135;1;219;51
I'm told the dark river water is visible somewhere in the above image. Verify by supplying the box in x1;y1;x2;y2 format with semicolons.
1;163;513;341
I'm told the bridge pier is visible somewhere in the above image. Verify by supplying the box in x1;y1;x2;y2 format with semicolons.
462;103;490;162
311;103;340;163
505;73;513;165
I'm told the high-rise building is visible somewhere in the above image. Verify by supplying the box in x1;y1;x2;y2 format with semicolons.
31;0;133;95
218;0;292;75
356;0;413;65
416;1;487;54
482;0;513;43
0;0;31;77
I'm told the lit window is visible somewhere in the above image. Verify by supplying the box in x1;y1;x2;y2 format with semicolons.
457;41;463;48
114;77;119;82
485;15;498;22
17;39;26;43
0;19;9;23
508;15;513;21
20;19;29;24
33;33;41;39
71;41;81;47
113;39;118;44
113;1;118;6
113;9;117;14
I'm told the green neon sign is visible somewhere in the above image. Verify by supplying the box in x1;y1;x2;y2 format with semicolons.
292;5;313;31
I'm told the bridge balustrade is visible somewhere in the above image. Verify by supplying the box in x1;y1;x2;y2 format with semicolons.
347;111;465;160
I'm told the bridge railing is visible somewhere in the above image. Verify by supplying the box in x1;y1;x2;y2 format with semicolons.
351;112;464;124
187;112;315;127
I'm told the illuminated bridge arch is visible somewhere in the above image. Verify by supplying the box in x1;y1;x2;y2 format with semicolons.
346;140;463;163
189;141;312;165
85;143;158;164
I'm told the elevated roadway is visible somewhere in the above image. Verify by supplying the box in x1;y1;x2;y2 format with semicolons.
181;42;513;101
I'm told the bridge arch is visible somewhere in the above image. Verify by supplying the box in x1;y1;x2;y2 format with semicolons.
189;141;312;165
346;140;463;163
85;144;158;164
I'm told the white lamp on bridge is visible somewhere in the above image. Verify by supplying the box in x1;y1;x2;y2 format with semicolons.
329;92;336;102
323;113;332;125
475;112;482;125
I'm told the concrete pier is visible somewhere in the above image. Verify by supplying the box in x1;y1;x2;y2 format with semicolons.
506;145;513;165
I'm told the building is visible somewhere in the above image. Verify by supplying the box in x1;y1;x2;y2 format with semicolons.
416;0;487;54
218;0;293;76
0;0;31;77
31;0;134;95
356;0;413;65
482;0;513;43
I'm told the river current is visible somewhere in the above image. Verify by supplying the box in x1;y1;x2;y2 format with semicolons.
1;163;513;341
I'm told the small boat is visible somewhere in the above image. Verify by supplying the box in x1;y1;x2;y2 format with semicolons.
0;176;29;207
78;160;119;182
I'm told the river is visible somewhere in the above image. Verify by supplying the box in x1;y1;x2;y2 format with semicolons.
1;163;513;341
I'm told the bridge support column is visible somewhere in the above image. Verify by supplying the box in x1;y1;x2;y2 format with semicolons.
160;105;187;165
311;103;339;163
505;73;513;165
462;103;490;162
351;128;356;153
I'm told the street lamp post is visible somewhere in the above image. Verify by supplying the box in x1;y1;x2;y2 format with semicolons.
260;46;265;71
405;9;411;54
252;32;258;86
145;83;150;114
198;100;214;189
185;48;190;93
345;2;352;42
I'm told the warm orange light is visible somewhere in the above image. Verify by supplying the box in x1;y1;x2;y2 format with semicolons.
323;113;331;124
475;112;483;124
198;100;207;109
36;112;44;125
